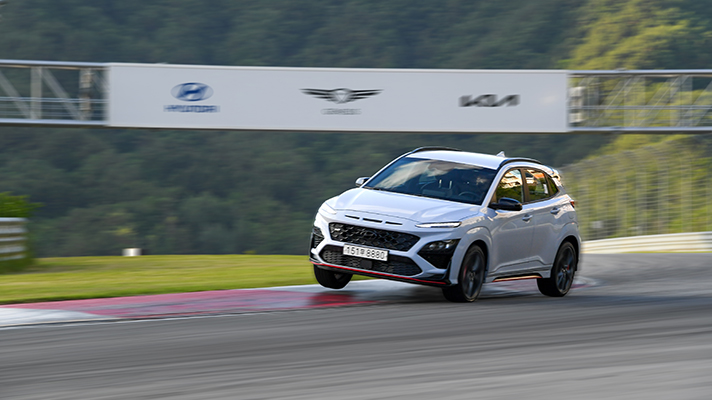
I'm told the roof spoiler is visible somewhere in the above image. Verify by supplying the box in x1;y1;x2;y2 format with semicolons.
406;146;462;155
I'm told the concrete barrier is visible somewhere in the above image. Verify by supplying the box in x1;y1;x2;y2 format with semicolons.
583;231;712;254
123;248;141;257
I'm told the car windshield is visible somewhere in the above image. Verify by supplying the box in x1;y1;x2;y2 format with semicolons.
363;157;497;205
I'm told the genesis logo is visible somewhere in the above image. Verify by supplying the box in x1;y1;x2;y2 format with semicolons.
302;88;381;104
172;82;214;102
460;94;519;107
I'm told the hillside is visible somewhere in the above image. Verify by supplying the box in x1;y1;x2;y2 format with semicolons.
0;0;710;256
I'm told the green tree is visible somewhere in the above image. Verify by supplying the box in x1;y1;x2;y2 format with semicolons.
0;192;41;218
569;0;712;70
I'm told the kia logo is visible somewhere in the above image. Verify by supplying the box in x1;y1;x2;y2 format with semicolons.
171;83;213;102
460;94;519;107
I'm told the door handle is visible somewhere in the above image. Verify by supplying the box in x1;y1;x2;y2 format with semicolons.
522;214;532;222
550;207;561;215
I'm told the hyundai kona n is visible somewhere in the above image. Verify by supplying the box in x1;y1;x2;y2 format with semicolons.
309;147;580;302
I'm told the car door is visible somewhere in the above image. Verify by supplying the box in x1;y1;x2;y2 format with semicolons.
489;168;535;275
524;168;568;266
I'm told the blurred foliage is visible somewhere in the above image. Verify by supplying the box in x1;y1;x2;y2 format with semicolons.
0;192;41;218
563;135;712;240
0;192;37;273
569;0;712;70
0;129;608;257
0;1;710;256
0;0;581;68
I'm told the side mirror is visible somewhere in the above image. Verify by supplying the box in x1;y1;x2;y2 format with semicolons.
355;177;370;187
489;197;523;211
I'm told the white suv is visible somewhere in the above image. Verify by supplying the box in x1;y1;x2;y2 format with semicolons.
309;147;580;302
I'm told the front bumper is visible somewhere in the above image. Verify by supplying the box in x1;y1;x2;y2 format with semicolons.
311;261;449;287
310;211;462;287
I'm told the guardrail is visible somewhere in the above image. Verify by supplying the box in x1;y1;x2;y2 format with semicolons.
582;231;712;254
0;218;27;261
1;218;707;259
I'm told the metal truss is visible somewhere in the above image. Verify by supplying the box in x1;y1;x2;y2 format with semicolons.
0;59;107;127
569;70;712;133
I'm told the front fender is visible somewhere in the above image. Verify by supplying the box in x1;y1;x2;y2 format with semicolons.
447;226;492;285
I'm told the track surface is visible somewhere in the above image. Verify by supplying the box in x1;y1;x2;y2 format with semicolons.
2;254;712;399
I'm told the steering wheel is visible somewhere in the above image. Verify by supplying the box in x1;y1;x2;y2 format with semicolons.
457;191;477;199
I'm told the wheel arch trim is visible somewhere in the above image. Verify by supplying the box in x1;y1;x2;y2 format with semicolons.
449;227;491;285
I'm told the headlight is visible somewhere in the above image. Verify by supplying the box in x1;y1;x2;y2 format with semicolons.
418;239;460;269
318;203;337;215
420;239;460;253
415;221;461;228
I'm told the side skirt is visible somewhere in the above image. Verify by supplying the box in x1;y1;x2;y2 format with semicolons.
486;265;552;283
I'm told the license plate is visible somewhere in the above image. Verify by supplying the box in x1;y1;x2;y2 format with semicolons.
343;244;388;261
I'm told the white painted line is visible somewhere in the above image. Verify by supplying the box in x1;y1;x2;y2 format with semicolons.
0;308;116;327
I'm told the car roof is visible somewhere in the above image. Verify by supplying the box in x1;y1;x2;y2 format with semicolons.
405;149;542;171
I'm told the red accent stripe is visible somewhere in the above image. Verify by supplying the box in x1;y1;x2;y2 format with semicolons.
492;275;541;282
313;262;447;286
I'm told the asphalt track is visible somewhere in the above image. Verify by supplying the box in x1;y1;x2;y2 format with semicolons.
2;254;711;399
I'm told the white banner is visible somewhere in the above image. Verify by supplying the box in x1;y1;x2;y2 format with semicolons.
108;63;567;133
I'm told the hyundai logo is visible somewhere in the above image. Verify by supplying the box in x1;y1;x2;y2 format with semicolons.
171;83;213;102
357;228;378;239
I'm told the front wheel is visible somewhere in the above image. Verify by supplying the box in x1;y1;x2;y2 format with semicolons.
537;241;577;297
314;265;352;289
442;245;486;303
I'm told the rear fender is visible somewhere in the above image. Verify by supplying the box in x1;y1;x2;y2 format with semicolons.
556;222;581;272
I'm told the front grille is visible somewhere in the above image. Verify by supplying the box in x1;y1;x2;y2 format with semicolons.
320;245;422;276
328;223;419;252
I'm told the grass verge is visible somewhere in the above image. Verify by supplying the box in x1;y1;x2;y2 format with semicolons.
0;255;333;304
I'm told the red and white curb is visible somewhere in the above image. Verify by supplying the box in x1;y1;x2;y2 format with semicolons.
0;278;597;327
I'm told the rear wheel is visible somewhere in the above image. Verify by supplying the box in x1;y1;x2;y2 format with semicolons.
314;265;352;289
442;245;485;303
537;242;577;297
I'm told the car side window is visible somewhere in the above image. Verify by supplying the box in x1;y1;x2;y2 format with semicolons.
525;168;558;202
494;169;523;202
546;174;560;197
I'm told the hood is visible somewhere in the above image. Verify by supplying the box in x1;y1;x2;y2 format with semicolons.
332;188;480;222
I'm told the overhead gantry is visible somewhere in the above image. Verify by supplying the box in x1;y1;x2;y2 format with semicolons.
1;59;711;133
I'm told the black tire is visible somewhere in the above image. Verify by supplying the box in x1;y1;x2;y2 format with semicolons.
537;241;577;297
442;245;486;303
314;265;352;289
